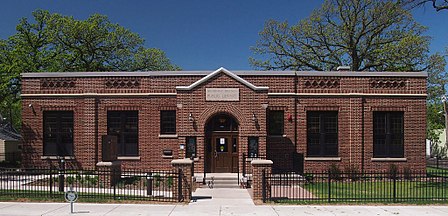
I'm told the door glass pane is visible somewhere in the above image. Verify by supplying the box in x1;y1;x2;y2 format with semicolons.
216;138;228;152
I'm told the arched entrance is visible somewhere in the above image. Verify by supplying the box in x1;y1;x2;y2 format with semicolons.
205;113;239;173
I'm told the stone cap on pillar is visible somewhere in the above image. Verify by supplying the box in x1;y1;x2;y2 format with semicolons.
96;161;122;167
171;158;193;165
251;159;273;165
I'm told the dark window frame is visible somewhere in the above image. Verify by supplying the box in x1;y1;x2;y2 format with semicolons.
160;110;176;134
373;111;404;158
43;111;74;156
306;111;338;157
107;111;139;156
186;137;197;158
268;110;284;136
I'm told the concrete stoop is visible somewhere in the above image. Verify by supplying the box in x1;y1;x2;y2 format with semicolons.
194;173;241;189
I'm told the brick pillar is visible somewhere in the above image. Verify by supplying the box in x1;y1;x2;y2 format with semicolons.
171;159;193;203
251;159;273;201
96;161;122;188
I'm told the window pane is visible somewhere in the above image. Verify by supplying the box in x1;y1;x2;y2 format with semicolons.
268;110;284;135
186;137;197;158
373;112;404;157
216;138;228;152
107;111;139;156
307;111;338;157
161;110;176;134
248;137;259;157
43;111;74;156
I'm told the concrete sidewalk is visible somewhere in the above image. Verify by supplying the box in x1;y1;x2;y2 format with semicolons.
0;188;447;216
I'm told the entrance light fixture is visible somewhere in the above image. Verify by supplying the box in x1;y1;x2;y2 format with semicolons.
252;112;257;122
188;113;194;122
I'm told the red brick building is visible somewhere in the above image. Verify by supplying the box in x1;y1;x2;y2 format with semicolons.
21;67;427;173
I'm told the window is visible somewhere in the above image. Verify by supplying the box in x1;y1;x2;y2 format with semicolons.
43;111;74;156
373;112;404;158
248;137;259;157
268;110;284;135
307;111;338;157
186;137;197;158
160;110;176;134
107;111;138;156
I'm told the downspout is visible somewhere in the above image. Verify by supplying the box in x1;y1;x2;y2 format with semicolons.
349;99;352;165
294;74;299;172
294;74;298;149
361;97;365;173
94;98;99;165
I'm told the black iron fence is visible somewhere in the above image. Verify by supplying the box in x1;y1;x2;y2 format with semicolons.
0;167;182;202
242;153;267;177
262;169;448;203
427;157;448;170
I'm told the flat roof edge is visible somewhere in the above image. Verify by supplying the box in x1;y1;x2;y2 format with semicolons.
21;71;428;78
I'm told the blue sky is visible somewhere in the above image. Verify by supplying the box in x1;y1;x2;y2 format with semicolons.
0;0;447;70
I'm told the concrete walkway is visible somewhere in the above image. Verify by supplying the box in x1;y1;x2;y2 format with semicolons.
1;188;448;216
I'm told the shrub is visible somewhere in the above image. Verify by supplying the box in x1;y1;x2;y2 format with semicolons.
344;166;360;181
66;176;75;185
154;174;161;187
403;166;412;180
388;164;398;180
304;174;314;183
167;176;173;188
328;164;342;181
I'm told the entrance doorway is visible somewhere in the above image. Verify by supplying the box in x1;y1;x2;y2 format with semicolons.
205;113;239;173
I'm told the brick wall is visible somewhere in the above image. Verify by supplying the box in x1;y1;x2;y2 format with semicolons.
21;70;427;173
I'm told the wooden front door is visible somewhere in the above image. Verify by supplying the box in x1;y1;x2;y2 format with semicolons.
212;133;238;173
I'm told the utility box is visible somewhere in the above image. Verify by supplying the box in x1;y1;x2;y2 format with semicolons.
102;135;117;162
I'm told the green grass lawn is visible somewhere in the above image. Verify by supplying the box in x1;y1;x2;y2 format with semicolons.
0;190;175;203
301;179;448;203
427;167;448;177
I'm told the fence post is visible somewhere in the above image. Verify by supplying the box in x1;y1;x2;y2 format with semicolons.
393;174;397;203
243;153;246;177
178;169;183;202
147;171;153;196
49;167;53;195
113;168;117;200
262;169;266;203
328;171;331;203
58;159;65;192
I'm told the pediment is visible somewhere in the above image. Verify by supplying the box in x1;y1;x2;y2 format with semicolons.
176;67;269;91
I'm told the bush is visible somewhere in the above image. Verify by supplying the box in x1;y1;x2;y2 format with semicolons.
403;166;412;180
328;164;342;181
389;164;398;180
304;174;314;183
66;176;75;185
344;166;360;181
167;176;173;188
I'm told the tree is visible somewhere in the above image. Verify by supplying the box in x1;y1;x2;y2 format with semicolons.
426;52;448;157
0;10;179;130
250;0;430;71
406;0;448;11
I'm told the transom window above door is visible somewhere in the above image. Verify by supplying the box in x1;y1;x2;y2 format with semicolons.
206;113;238;132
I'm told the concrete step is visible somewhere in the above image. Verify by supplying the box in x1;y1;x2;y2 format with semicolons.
211;184;241;189
195;173;241;189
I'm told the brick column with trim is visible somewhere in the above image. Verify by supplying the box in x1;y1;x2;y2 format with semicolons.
171;158;193;203
251;159;273;201
96;161;122;188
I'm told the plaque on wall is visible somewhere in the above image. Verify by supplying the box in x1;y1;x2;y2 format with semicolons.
206;88;239;101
